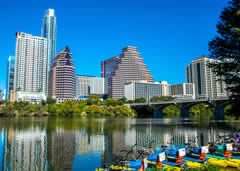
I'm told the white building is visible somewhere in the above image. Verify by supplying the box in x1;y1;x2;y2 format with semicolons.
76;75;106;97
14;32;49;96
124;81;195;101
15;91;47;103
186;56;228;99
0;89;6;101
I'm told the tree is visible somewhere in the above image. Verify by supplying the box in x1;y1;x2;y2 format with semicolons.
162;105;180;118
150;96;175;102
46;98;56;104
209;0;240;115
37;88;42;92
118;97;128;104
85;95;102;105
104;98;121;106
127;100;135;104
189;103;215;119
135;97;146;103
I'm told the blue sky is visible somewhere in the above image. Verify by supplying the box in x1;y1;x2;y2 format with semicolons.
0;0;229;90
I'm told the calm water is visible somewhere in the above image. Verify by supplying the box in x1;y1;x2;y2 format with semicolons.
0;117;240;171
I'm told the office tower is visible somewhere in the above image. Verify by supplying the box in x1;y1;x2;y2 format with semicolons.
101;56;120;78
186;56;228;99
169;83;195;99
48;46;75;98
14;32;49;95
102;46;154;99
76;75;105;97
42;9;56;68
6;56;15;100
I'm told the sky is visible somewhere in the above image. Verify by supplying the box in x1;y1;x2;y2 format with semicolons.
0;0;230;90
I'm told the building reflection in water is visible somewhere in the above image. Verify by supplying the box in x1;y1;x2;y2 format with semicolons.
0;118;238;170
0;127;48;171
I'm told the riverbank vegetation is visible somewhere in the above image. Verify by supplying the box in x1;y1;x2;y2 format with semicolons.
189;103;215;119
0;96;136;117
162;105;180;118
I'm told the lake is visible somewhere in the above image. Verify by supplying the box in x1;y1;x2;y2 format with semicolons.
0;117;239;170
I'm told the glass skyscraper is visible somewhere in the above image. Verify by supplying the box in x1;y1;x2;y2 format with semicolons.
41;9;56;69
6;56;15;100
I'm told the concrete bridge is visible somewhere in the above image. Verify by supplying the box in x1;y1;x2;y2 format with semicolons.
128;98;230;119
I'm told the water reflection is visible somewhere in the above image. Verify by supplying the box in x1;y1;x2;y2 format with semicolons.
0;118;239;170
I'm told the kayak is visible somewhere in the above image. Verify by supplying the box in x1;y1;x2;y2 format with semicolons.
206;155;240;168
167;156;202;168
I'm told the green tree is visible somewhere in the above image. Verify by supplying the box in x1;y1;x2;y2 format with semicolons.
85;95;102;105
37;88;42;92
150;96;161;102
118;97;128;104
135;97;146;103
209;0;240;115
104;98;121;106
127;100;135;104
150;96;175;102
46;98;56;104
162;105;180;118
189;103;215;119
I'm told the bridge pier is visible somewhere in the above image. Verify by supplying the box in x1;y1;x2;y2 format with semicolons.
180;107;190;118
214;106;225;120
153;107;163;118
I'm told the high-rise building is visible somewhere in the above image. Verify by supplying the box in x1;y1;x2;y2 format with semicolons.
6;56;15;100
48;46;75;99
101;56;119;78
14;32;49;95
102;46;154;99
42;9;56;68
76;75;106;97
186;56;228;99
169;83;195;99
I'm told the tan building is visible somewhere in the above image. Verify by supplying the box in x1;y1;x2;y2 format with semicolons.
102;46;154;99
10;90;15;102
48;46;75;98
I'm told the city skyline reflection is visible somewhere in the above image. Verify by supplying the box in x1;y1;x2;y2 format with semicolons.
0;118;239;170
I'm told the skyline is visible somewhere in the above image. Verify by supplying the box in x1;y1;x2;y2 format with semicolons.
0;0;230;90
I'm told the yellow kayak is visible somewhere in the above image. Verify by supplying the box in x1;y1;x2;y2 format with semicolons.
229;158;240;165
207;158;240;168
208;158;228;168
166;156;202;168
225;160;240;169
162;164;181;171
95;165;136;170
